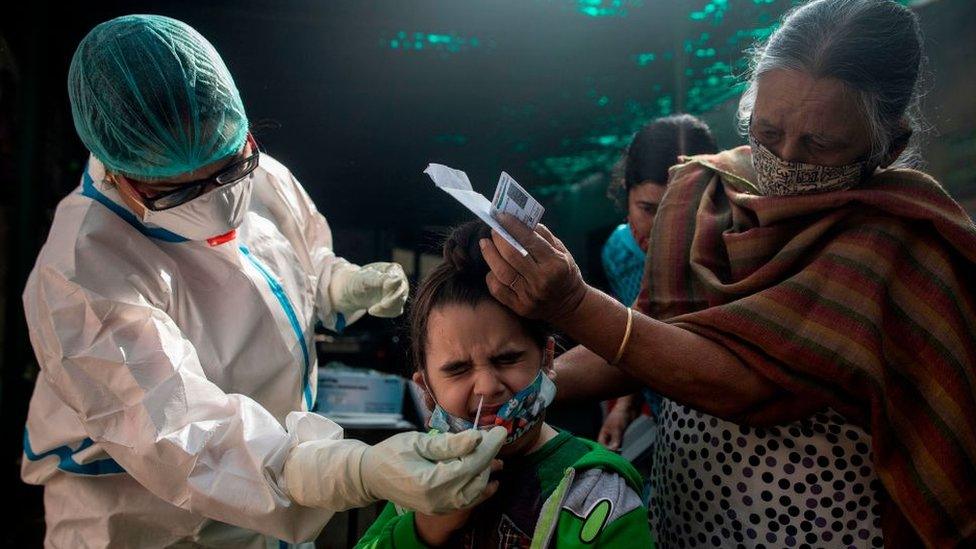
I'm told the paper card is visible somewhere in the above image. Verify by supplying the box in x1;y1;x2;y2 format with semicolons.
424;163;545;256
492;171;544;229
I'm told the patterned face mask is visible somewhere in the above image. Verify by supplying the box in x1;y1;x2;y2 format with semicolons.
749;133;870;196
427;369;557;445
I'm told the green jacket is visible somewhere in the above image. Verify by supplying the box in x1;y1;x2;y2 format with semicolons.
355;436;655;548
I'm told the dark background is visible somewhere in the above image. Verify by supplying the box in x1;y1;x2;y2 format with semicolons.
2;0;972;545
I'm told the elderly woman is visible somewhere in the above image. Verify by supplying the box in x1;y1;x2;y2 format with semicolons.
479;0;976;547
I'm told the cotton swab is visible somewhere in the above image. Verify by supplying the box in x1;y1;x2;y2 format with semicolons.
471;395;485;430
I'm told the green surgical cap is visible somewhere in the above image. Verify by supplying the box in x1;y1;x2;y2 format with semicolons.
68;14;248;180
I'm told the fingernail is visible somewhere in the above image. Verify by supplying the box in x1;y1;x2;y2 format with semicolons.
479;239;487;249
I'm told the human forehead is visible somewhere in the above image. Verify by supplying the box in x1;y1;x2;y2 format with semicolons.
752;69;865;140
425;301;538;362
630;182;666;204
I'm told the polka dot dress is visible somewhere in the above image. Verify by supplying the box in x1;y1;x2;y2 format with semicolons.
649;399;884;548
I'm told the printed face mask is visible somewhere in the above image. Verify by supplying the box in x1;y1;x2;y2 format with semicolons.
749;133;870;196
427;369;557;445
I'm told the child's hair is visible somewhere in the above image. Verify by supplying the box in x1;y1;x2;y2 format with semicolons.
409;221;550;372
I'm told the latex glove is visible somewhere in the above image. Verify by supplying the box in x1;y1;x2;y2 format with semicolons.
283;426;507;514
329;262;409;318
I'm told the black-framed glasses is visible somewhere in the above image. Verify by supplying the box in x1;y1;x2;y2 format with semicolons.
138;135;260;211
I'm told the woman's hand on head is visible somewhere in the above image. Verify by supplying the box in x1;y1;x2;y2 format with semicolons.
479;215;587;322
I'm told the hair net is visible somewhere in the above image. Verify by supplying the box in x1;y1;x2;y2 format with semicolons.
68;14;248;180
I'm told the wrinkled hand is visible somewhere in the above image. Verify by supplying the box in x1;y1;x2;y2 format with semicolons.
362;426;507;514
330;262;409;318
598;398;640;451
479;215;587;322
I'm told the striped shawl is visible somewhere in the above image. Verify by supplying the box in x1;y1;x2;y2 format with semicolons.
636;146;976;547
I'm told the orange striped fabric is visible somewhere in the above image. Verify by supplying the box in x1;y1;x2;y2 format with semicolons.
636;146;976;547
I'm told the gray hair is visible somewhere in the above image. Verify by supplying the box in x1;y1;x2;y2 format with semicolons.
737;0;926;167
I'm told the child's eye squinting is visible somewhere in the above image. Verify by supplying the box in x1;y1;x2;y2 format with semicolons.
437;349;529;377
440;361;471;377
492;350;526;366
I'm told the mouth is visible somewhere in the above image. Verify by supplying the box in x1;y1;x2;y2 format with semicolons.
471;403;503;426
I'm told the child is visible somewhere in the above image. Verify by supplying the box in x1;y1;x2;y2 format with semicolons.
357;221;654;548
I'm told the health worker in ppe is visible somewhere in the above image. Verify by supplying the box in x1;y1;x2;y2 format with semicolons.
20;14;507;548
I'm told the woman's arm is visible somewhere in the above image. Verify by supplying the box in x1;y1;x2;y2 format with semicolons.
481;216;802;422
555;285;781;419
553;345;637;402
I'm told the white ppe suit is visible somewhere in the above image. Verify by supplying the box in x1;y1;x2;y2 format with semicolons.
22;154;384;547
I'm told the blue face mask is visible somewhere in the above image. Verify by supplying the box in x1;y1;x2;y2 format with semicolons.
427;369;557;444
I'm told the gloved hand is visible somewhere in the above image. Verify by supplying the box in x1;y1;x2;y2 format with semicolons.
283;426;507;514
329;262;409;318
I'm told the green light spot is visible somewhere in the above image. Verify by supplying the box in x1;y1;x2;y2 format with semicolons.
597;96;610;107
573;0;638;18
657;95;673;116
635;52;656;66
390;40;399;48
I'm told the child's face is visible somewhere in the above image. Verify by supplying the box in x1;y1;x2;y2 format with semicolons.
415;300;548;428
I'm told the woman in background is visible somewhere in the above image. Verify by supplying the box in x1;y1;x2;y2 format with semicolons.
598;115;717;451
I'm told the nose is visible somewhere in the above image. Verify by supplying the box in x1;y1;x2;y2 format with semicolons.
775;137;808;164
471;367;507;404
